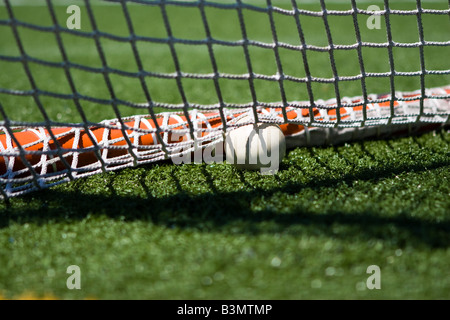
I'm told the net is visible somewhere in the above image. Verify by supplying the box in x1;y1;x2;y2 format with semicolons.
0;0;449;199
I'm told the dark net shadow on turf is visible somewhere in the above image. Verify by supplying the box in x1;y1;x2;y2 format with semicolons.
0;130;449;249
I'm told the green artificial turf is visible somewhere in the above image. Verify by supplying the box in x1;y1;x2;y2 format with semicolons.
0;0;449;300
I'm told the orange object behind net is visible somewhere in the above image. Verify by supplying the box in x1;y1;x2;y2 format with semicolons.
0;86;449;178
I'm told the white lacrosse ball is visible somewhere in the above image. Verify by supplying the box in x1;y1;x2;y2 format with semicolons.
225;118;286;173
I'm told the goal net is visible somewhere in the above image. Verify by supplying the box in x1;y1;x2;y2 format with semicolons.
0;0;449;199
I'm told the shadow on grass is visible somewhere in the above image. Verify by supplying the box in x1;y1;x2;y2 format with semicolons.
0;130;449;249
